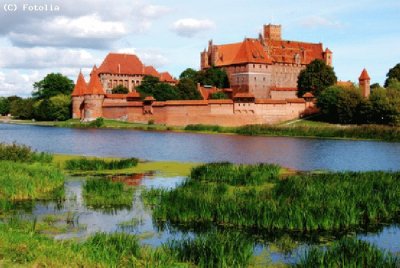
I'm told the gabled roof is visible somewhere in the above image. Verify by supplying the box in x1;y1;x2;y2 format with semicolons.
144;66;159;77
359;68;370;80
213;38;271;66
303;92;315;98
86;67;105;95
266;39;324;65
97;53;145;75
160;72;176;83
71;71;87;97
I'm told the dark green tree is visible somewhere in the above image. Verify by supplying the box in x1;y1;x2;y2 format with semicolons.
210;91;229;99
136;75;161;98
179;68;199;81
336;89;363;124
384;63;400;87
297;59;337;97
0;97;10;115
370;83;381;90
112;85;129;94
199;67;230;88
33;73;74;100
176;78;202;100
10;98;35;119
316;86;342;122
152;83;181;101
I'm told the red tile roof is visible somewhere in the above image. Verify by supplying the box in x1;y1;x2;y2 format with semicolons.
160;72;176;83
165;100;208;106
86;67;105;95
233;92;255;98
105;94;127;99
214;39;272;66
198;85;219;100
71;71;87;96
127;91;141;98
286;98;306;103
144;96;156;101
255;99;286;104
208;99;233;104
359;68;370;80
97;53;145;75
266;39;324;65
144;66;159;77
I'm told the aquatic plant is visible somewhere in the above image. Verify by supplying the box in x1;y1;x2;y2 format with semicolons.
167;230;254;268
83;178;133;209
0;142;52;163
65;157;139;171
0;161;64;202
146;163;400;232
190;162;280;185
296;237;399;267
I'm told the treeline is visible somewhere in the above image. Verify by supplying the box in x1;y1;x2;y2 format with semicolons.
317;79;400;125
0;73;73;121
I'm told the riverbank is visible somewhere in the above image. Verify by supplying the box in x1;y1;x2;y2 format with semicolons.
1;116;400;142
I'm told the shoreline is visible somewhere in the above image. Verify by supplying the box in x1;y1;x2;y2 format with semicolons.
1;117;399;143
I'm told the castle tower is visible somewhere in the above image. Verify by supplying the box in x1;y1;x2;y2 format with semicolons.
359;68;371;98
263;24;282;41
323;48;333;67
71;71;87;120
83;66;105;121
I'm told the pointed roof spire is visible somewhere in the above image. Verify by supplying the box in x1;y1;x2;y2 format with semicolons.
85;66;105;95
359;68;370;80
71;71;87;96
325;48;332;54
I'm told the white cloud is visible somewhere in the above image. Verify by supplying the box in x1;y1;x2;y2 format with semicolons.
140;5;172;18
117;48;169;68
0;47;97;69
0;70;43;97
299;16;342;28
171;18;215;37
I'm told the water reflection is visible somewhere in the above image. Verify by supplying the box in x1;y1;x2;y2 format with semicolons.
1;123;400;171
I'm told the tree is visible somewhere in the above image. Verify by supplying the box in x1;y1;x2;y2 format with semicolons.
336;89;363;124
33;73;74;99
316;86;342;122
152;83;181;101
198;67;230;88
112;85;129;94
210;91;229;99
136;75;161;98
386;78;400;91
33;94;71;121
10;98;35;119
384;63;400;88
179;68;199;81
0;97;10;115
176;78;202;100
297;59;337;97
370;83;381;90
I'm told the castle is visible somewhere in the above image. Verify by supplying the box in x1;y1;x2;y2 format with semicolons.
71;24;371;127
201;24;332;99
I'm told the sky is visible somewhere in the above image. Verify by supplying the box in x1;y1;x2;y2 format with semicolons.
0;0;399;97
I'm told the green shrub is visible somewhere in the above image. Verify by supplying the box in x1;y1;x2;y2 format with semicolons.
0;142;52;163
185;124;222;132
89;117;105;128
65;157;138;171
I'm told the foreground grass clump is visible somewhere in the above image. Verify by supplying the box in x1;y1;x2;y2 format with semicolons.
83;179;133;209
296;237;399;267
0;161;64;202
0;142;52;163
191;162;280;185
65;157;138;171
146;163;400;231
0;220;187;267
167;231;254;267
235;124;400;142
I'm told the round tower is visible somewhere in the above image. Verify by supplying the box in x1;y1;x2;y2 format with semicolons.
71;71;87;120
83;66;105;121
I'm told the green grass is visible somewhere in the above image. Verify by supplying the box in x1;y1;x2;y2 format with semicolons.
167;230;254;267
296;237;399;267
65;157;138;171
0;220;188;267
190;162;280;185
83;178;134;209
145;163;400;232
0;161;64;202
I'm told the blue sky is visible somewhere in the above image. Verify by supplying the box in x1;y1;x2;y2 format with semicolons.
0;0;399;96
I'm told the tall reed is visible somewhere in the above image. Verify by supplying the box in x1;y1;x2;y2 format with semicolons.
296;237;399;267
65;157;138;171
0;142;52;163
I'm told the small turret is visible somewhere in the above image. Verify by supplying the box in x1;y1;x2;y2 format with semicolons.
359;68;371;98
83;66;105;121
71;71;87;119
324;48;333;67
